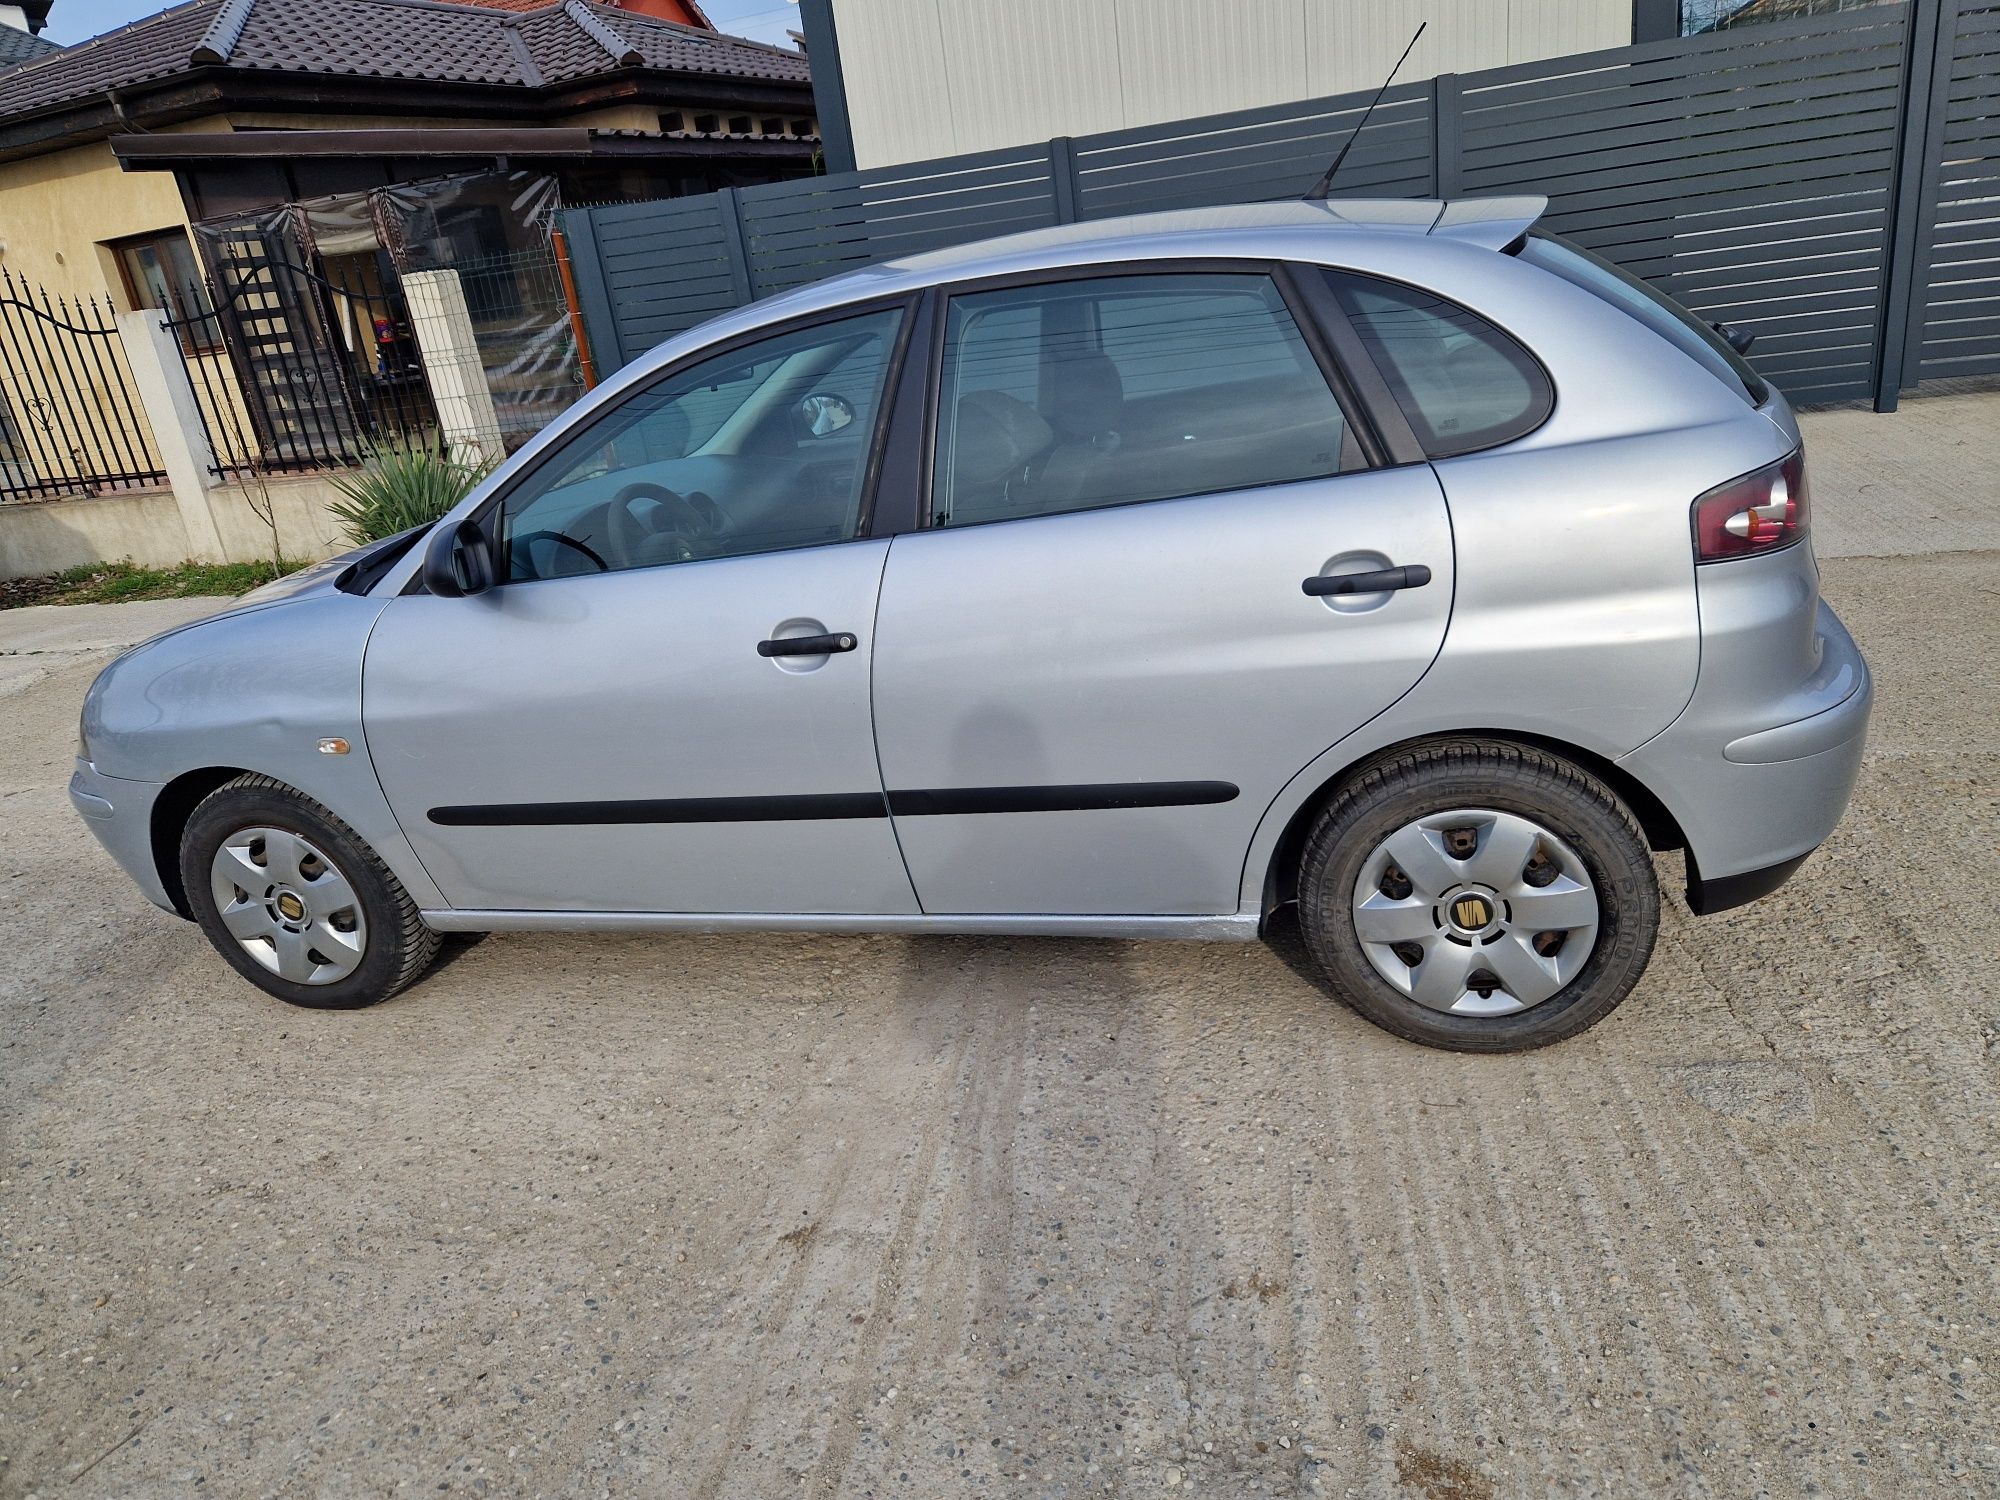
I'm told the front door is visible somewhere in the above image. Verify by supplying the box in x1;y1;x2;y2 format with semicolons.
364;303;918;915
869;268;1455;916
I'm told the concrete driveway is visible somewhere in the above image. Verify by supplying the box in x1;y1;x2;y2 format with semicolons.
3;394;1996;1499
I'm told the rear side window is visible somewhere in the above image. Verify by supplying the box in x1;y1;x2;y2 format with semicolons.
932;272;1362;528
1517;230;1768;407
1323;271;1552;458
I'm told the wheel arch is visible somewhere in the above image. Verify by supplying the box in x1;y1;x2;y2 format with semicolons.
149;766;254;919
1255;729;1686;919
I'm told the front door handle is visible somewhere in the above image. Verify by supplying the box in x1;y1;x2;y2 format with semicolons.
757;631;858;658
1301;564;1432;598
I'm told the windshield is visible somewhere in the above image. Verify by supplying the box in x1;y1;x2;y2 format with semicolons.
1517;230;1768;407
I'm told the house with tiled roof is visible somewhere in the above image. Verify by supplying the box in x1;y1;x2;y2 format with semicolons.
0;26;58;71
0;0;816;323
459;0;714;22
0;0;819;516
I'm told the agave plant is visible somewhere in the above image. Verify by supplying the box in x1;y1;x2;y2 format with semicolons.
328;442;494;546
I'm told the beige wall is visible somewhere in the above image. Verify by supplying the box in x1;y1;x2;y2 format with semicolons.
0;123;222;305
0;107;616;309
0;473;354;580
832;0;1634;168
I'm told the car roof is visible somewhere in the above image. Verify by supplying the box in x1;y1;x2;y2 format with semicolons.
732;194;1550;326
885;194;1549;273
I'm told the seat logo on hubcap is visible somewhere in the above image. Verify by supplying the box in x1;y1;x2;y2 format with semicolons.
1451;894;1492;930
276;892;305;921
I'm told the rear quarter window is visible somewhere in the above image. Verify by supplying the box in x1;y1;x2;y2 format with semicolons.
1322;270;1553;458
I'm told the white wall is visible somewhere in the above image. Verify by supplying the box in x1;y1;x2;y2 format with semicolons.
833;0;1634;168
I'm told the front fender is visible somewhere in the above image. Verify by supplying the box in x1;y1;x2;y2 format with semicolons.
83;592;446;911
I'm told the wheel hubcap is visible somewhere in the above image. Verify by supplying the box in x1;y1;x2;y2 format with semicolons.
209;827;368;986
1351;808;1600;1017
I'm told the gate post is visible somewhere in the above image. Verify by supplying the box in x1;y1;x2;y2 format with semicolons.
116;309;229;563
401;270;506;468
1874;0;1949;412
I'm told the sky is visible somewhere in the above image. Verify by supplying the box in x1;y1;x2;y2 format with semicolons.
42;0;803;48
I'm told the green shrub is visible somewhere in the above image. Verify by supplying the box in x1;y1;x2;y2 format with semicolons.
328;442;492;546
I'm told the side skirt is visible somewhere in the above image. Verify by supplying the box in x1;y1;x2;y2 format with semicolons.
420;909;1263;941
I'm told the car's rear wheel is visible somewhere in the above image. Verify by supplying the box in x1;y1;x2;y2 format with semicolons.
1297;740;1659;1052
180;774;440;1009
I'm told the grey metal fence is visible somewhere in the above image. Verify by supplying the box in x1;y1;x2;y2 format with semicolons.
564;0;2000;411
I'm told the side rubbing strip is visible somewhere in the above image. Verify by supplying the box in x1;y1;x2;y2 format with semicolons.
430;781;1240;827
429;793;888;827
886;781;1238;816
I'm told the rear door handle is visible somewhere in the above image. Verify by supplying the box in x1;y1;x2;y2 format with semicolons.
1301;564;1432;598
757;631;858;658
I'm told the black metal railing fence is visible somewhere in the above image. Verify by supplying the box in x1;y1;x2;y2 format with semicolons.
0;269;163;502
161;256;442;477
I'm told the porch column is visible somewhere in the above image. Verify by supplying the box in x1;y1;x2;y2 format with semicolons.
400;270;505;469
116;310;230;564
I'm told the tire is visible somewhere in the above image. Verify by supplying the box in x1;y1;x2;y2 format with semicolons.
180;773;442;1010
1296;739;1659;1052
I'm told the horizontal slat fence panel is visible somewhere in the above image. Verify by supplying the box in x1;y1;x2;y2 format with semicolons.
579;195;744;365
1916;0;2000;378
740;145;1061;296
1458;9;1908;404
1072;85;1433;217
564;0;1979;412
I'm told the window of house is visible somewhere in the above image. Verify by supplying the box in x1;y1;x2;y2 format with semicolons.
109;229;217;353
933;272;1360;529
112;229;203;315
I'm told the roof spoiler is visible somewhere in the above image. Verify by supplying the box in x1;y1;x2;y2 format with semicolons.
1428;195;1549;252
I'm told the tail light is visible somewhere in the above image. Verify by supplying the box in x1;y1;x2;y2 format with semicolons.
1692;450;1809;562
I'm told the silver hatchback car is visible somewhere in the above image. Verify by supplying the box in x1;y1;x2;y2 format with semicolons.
72;196;1870;1050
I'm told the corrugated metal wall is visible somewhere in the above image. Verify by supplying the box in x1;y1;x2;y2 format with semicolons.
830;0;1634;168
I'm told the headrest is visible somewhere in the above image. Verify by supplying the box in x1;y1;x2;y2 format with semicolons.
1046;351;1123;439
951;390;1054;484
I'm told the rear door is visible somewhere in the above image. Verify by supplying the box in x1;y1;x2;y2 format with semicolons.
869;264;1455;916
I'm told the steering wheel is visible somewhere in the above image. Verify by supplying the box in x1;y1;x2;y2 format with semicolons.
607;481;713;567
510;528;608;577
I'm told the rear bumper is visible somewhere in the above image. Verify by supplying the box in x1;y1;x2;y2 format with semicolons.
70;758;177;915
1619;599;1870;912
1685;851;1812;916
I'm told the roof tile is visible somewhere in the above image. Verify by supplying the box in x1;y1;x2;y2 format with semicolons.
0;0;807;121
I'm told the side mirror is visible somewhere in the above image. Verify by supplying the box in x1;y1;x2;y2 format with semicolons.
422;516;496;598
797;391;855;438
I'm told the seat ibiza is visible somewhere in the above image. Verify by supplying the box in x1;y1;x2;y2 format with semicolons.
71;196;1870;1050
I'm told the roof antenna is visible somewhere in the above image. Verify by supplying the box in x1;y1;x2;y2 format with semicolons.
1303;22;1427;201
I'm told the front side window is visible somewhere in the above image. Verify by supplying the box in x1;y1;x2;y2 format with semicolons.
499;306;902;582
1324;270;1552;458
933;272;1360;528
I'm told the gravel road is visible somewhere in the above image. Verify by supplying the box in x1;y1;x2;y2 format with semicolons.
3;550;1995;1496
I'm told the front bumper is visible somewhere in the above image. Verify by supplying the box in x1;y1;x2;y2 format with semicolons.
69;758;177;915
1620;600;1871;914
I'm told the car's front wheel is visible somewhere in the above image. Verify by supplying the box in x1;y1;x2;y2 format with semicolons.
180;774;441;1009
1297;740;1660;1052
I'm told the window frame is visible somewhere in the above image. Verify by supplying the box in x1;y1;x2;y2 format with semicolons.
1310;265;1558;460
452;290;927;590
913;258;1419;536
107;227;223;356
